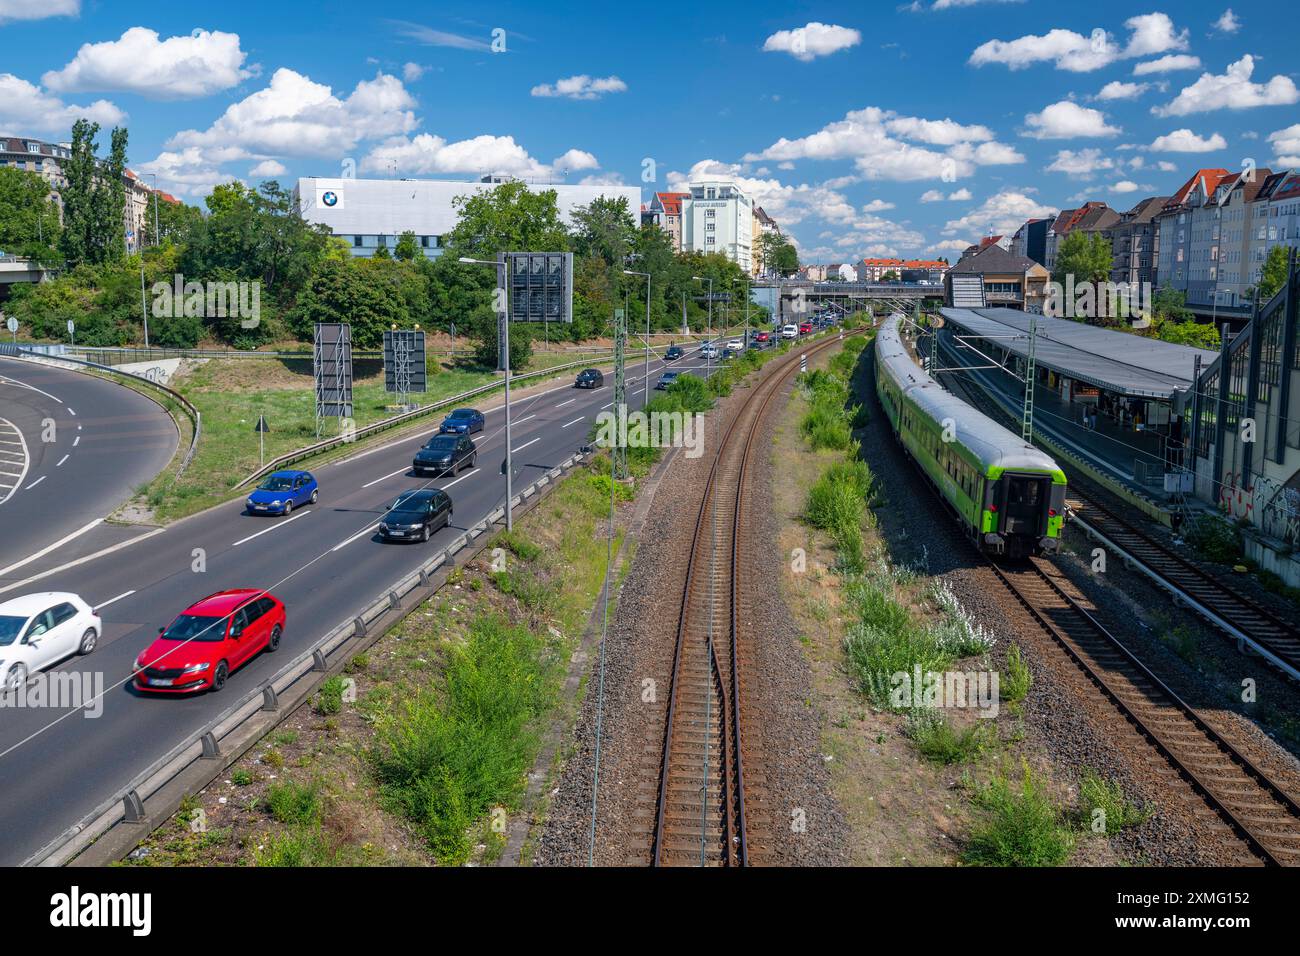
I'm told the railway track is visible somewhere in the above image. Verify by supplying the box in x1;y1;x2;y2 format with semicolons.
991;557;1300;866
648;331;853;866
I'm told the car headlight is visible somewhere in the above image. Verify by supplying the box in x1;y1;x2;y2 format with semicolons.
182;663;210;674
271;500;282;506
379;522;389;532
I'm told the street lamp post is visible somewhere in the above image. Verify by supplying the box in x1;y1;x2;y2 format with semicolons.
460;255;515;531
623;269;651;403
693;275;713;375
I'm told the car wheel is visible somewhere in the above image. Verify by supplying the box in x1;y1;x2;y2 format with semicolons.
267;625;282;652
421;524;431;542
310;489;319;504
283;500;293;515
470;454;477;469
78;628;98;655
4;663;26;693
211;661;229;692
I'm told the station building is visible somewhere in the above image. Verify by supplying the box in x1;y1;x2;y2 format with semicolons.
294;175;642;259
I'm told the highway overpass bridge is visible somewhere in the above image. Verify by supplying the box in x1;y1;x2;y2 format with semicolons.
0;257;47;292
751;280;944;321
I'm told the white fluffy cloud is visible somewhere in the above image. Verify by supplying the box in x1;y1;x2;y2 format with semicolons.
1214;9;1241;34
762;22;861;61
138;146;241;197
943;189;1057;238
1268;123;1300;166
1023;101;1121;139
1133;54;1201;75
1155;56;1300;116
530;75;627;100
970;13;1187;73
743;105;1022;182
1149;128;1228;152
0;0;77;22
1096;81;1149;101
169;68;417;157
402;63;426;83
1045;148;1116;178
42;28;256;100
552;148;599;172
361;134;594;180
920;188;973;201
668;159;859;227
0;73;124;137
248;159;287;178
862;199;896;212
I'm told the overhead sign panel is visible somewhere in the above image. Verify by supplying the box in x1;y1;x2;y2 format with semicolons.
506;252;572;324
314;322;353;419
383;329;427;394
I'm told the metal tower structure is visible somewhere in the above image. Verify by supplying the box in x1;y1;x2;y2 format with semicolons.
612;307;628;480
1021;312;1037;441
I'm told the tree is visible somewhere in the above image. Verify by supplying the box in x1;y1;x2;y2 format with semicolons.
1052;230;1114;320
442;181;570;259
58;119;101;267
291;258;407;348
1250;245;1291;303
94;126;129;265
140;197;203;248
1152;287;1193;324
0;167;61;261
756;232;799;277
394;230;421;262
880;270;900;283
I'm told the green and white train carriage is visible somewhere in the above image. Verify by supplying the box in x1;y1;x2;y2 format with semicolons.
874;317;1067;558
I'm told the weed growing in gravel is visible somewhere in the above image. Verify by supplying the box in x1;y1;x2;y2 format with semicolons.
313;676;345;716
963;764;1075;866
266;779;322;825
1001;645;1033;705
906;709;996;764
1078;769;1150;835
805;460;876;571
928;580;996;657
370;614;560;865
1183;515;1243;564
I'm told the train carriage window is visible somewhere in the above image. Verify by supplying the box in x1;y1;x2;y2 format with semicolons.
1008;477;1043;507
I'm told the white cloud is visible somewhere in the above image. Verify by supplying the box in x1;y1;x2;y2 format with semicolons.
920;187;973;201
667;159;860;227
1023;101;1121;139
362;134;594;180
943;189;1057;238
949;187;973;200
1155;56;1300;116
762;22;861;62
0;0;77;23
248;159;287;178
552;148;599;172
1045;147;1116;178
970;13;1187;73
862;199;896;212
42;28;256;100
530;75;627;100
1157;160;1178;171
1213;9;1241;34
1268;123;1300;166
1096;81;1149;101
578;172;626;186
138;146;240;198
1149;128;1228;152
169;68;418;158
920;189;945;202
402;63;426;83
1109;180;1146;193
0;73;124;138
1133;54;1201;75
928;239;974;253
743;105;1022;181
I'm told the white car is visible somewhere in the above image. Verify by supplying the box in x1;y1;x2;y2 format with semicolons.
0;592;101;692
781;324;799;339
700;343;720;359
726;337;743;350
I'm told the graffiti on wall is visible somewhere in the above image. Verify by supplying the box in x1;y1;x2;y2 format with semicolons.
1221;470;1300;547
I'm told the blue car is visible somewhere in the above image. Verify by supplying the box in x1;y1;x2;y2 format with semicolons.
438;408;486;435
245;470;318;515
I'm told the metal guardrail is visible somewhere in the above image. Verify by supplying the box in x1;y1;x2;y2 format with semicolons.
25;449;592;867
233;352;651;489
66;344;627;366
1;345;202;477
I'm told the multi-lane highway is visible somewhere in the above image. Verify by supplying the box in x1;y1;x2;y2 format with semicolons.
0;357;178;582
0;350;704;864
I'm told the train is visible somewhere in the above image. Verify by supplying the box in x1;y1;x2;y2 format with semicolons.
874;316;1067;558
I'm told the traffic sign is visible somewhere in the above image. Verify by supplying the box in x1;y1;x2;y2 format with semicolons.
254;415;270;433
5;316;15;334
66;319;75;335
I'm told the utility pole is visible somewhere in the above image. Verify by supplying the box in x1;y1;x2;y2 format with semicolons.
612;307;628;480
1021;312;1037;442
624;268;652;403
140;267;150;348
460;255;515;530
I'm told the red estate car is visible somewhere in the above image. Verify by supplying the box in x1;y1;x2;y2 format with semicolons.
799;322;813;335
753;331;770;343
134;589;285;693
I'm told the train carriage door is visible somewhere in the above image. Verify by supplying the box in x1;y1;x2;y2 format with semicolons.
999;474;1050;536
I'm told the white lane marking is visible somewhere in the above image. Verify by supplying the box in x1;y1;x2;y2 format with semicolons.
231;509;311;547
73;436;80;447
0;518;102;578
331;521;381;552
93;590;136;612
362;466;411;489
0;374;62;404
554;398;576;409
67;408;75;416
512;437;541;454
561;417;585;429
600;401;614;409
0;527;164;597
23;476;45;491
436;467;478;491
512;414;536;425
0;418;29;505
56;454;69;467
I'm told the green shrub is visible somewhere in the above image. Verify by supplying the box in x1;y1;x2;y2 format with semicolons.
266;780;322;825
1000;645;1033;704
1184;515;1243;564
963;765;1075;866
1078;770;1150;835
313;675;345;715
906;709;996;764
496;530;542;562
252;828;330;867
231;768;254;786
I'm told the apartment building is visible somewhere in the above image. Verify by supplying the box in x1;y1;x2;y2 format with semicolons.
681;180;753;272
1044;202;1119;275
1105;196;1167;288
1011;218;1050;266
751;205;779;276
642;191;691;252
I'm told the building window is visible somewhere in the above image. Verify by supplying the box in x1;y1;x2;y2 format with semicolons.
353;236;363;248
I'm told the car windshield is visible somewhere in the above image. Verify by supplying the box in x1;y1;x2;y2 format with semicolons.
424;436;458;451
0;615;25;647
257;476;294;492
448;409;475;420
163;614;226;642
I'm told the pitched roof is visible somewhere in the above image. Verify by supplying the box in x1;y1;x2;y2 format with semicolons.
1163;168;1232;210
948;243;1040;275
653;191;690;216
1122;196;1170;223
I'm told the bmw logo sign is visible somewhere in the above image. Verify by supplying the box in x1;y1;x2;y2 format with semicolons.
322;190;339;207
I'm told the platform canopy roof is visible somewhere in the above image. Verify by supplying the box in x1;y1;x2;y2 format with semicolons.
938;308;1219;400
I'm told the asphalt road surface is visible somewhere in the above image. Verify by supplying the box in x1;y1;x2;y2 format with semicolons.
0;350;716;864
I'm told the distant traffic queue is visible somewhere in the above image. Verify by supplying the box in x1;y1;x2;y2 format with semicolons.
875;316;1066;558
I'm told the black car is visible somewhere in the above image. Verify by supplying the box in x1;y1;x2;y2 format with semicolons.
575;368;604;389
664;345;684;361
438;407;485;434
655;371;680;390
413;434;477;475
379;489;453;542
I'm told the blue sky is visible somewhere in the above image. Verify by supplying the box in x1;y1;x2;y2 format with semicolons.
1;0;1297;262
